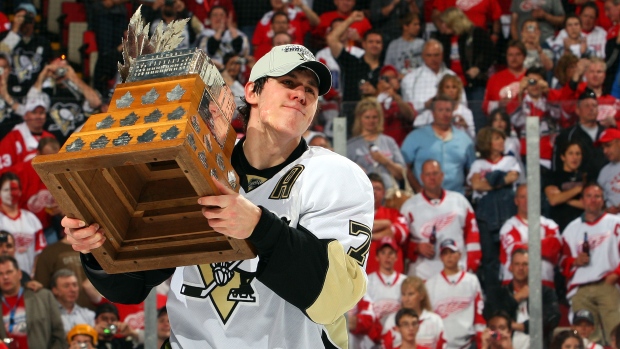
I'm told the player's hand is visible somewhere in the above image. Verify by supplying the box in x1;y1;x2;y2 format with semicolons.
574;252;590;267
417;242;435;259
62;217;106;254
198;178;261;239
606;273;619;285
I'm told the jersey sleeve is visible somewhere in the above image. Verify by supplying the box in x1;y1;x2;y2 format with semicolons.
474;281;486;348
247;157;374;325
0;132;17;170
541;219;562;264
463;201;481;273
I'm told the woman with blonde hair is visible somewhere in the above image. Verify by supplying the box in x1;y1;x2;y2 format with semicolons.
347;98;405;187
414;74;476;138
436;7;494;132
380;276;445;349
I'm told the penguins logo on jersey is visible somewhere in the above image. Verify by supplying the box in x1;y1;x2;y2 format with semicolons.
180;261;257;325
48;102;82;136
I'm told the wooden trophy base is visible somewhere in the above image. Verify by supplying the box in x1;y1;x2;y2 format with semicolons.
33;74;256;273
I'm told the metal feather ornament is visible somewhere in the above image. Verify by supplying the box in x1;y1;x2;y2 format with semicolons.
118;5;190;82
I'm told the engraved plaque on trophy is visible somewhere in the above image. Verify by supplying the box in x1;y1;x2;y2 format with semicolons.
32;10;254;274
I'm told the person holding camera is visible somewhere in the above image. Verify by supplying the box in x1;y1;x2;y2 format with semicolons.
149;0;192;51
481;311;529;349
68;324;98;349
196;6;249;68
93;303;140;349
0;3;51;99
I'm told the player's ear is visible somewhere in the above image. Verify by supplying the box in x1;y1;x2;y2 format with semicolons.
245;81;259;104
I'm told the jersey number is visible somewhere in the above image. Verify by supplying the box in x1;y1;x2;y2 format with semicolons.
347;221;371;266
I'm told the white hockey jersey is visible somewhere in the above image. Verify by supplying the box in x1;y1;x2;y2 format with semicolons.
367;272;406;324
425;271;485;349
467;156;521;200
561;213;620;298
499;215;562;288
400;190;481;280
0;209;45;274
166;146;374;348
382;309;446;349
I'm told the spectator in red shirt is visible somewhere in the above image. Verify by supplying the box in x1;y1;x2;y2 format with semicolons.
376;65;415;146
604;0;620;92
483;40;527;115
313;0;373;45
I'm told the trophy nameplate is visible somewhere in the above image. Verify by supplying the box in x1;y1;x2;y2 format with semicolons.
32;48;255;273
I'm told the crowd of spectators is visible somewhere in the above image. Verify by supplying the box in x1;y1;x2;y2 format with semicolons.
4;0;620;348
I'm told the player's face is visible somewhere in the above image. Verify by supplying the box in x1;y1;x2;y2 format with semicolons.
0;261;21;295
431;101;454;128
24;106;47;133
157;313;171;339
440;248;460;269
70;334;95;349
246;69;319;142
53;275;79;304
371;180;385;208
573;321;595;339
603;139;620;163
506;47;525;71
560;144;583;172
509;252;529;283
360;109;380;134
0;180;20;207
401;285;423;309
582;185;605;214
580;8;596;32
0;235;15;257
561;337;583;349
376;246;397;271
585;62;606;88
397;315;419;343
490;133;505;156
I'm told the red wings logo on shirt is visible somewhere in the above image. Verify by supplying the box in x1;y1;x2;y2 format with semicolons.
580;233;610;253
13;233;34;253
434;298;471;318
419;213;457;239
456;0;483;11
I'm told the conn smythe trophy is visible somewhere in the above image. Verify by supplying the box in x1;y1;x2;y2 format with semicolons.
32;8;255;273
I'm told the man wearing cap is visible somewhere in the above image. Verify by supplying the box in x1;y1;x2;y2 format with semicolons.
572;309;605;349
553;87;607;182
93;303;138;349
0;255;65;348
63;44;373;348
597;127;620;213
68;324;97;349
377;64;415;146
561;182;620;345
401;159;481;280
425;238;486;349
0;3;51;98
0;91;54;170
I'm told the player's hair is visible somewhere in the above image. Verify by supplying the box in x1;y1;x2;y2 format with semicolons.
367;173;384;187
437;75;463;102
488;108;511;135
440;7;473;36
51;268;76;289
401;276;432;311
511;247;529;261
208;5;227;17
271;11;289;25
395;308;418;326
400;11;419;28
0;255;19;271
352;98;384;136
554;53;579;86
476;127;506;160
507;39;527;56
551;330;585;349
363;28;383;42
581;2;599;18
37;137;60;154
0;172;20;191
487;310;513;333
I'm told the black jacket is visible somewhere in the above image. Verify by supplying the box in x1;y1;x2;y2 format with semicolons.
435;27;495;88
552;123;607;183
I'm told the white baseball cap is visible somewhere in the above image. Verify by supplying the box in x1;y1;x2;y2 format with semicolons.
249;44;332;96
24;93;50;112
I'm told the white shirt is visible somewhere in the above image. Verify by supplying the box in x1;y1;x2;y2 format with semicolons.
401;64;467;113
549;27;607;59
414;103;475;139
467;156;521;200
598;162;620;207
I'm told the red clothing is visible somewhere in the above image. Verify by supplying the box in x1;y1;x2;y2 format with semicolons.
184;0;236;26
608;23;620;40
383;100;414;146
312;11;372;40
557;81;620;128
574;0;612;31
367;206;409;275
252;8;311;60
0;124;55;170
0;12;9;33
2;292;27;349
482;68;525;115
433;0;501;28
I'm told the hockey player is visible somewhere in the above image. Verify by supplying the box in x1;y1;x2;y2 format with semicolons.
401;159;481;280
62;44;374;348
499;184;562;288
425;239;485;349
561;183;620;345
367;237;407;325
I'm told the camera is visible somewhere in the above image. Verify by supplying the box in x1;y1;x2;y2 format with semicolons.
103;324;117;335
528;78;537;86
369;144;380;152
78;343;88;349
0;232;9;244
490;331;501;340
380;76;391;83
55;67;67;78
